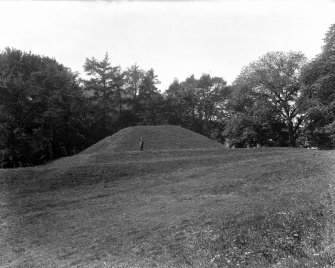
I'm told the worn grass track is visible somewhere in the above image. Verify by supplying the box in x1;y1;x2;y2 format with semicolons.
1;127;335;267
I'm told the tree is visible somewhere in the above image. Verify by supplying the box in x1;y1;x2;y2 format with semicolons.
0;48;87;167
28;62;88;160
302;24;335;148
165;74;230;137
231;51;307;147
83;53;123;138
120;64;145;126
165;79;187;126
137;69;163;125
196;74;229;136
124;64;144;112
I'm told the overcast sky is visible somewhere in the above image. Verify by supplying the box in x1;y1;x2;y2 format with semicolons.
0;0;334;90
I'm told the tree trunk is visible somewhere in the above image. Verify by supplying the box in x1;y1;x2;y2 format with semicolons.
288;121;296;147
9;129;18;168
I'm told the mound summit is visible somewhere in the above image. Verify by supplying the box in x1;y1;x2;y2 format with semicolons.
81;125;223;154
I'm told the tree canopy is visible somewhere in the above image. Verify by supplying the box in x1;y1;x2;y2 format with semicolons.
226;51;307;147
1;23;335;167
301;24;335;148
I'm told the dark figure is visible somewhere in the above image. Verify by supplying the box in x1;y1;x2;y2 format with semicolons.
139;138;144;151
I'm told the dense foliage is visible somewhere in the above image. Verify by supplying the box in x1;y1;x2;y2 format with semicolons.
301;25;335;148
224;51;307;148
1;24;335;167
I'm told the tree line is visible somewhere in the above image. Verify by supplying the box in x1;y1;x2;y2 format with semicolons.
1;24;335;168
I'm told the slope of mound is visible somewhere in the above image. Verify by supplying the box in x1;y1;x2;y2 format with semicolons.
81;125;223;154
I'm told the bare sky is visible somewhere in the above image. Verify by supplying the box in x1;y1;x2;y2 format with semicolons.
0;0;334;90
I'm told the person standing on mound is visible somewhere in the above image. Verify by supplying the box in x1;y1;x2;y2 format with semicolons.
139;138;144;151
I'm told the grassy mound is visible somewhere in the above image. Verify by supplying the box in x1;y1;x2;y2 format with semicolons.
47;125;223;169
81;125;223;154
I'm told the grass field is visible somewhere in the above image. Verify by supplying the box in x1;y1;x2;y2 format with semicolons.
1;126;335;267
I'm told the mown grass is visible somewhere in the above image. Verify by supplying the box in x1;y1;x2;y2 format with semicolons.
1;147;335;267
